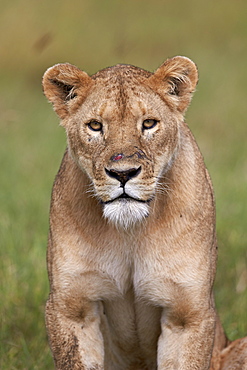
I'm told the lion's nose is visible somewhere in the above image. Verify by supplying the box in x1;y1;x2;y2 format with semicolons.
105;167;141;187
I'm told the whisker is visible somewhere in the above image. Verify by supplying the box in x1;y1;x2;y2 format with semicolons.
153;176;179;213
85;183;96;198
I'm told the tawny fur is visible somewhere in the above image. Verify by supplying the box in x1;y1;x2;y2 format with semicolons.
43;56;247;369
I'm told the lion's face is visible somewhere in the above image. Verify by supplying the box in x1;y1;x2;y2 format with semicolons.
43;58;198;228
68;77;180;228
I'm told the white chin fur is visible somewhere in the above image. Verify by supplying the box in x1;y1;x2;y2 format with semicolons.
103;199;149;229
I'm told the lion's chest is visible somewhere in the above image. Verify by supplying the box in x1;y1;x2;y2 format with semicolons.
75;239;190;305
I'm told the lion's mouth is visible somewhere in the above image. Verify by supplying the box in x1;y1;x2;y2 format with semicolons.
103;192;151;205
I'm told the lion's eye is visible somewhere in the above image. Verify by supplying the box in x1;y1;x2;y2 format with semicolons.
88;121;103;132
142;119;158;130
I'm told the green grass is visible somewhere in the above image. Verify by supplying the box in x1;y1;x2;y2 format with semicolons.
0;81;65;369
1;0;247;368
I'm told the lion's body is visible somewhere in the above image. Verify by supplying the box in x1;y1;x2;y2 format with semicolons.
43;57;247;369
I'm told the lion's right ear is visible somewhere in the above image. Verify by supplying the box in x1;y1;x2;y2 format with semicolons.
42;63;93;119
147;56;198;114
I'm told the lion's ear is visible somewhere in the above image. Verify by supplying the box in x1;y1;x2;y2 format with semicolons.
148;56;198;114
42;63;93;119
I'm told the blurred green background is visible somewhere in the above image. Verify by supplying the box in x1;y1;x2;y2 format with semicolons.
0;0;246;368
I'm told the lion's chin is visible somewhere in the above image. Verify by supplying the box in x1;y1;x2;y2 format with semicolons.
103;199;149;229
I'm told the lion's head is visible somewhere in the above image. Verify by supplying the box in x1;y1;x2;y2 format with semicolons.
43;56;198;229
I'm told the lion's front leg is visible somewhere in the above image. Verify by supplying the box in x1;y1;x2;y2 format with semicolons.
46;294;104;370
157;306;216;370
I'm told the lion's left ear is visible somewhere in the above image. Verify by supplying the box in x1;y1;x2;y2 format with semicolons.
148;56;198;114
42;63;93;120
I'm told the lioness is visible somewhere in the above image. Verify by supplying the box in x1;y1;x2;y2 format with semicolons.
43;56;245;369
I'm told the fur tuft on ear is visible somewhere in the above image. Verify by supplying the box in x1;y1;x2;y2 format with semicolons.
148;56;198;114
42;63;93;119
